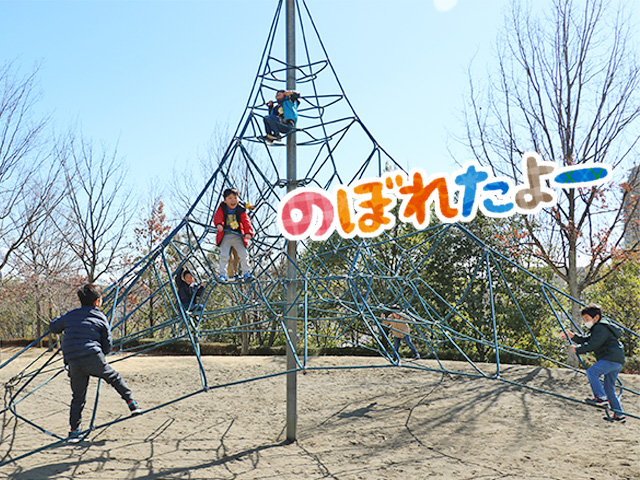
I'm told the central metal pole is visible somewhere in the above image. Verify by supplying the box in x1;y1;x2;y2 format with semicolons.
285;0;298;444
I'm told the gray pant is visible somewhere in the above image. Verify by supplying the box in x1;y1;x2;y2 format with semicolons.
219;234;250;276
67;352;133;430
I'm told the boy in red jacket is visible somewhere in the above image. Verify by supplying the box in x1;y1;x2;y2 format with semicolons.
214;188;254;281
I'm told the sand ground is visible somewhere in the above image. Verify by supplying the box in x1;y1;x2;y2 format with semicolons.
0;349;638;480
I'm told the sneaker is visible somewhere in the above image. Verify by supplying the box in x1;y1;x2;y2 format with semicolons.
413;354;421;360
264;134;279;146
243;272;253;281
68;428;85;443
610;414;627;423
218;274;227;282
128;399;142;416
585;397;608;407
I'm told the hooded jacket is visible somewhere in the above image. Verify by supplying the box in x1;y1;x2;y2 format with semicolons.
573;318;625;365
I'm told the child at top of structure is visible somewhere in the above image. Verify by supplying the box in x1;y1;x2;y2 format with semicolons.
175;266;206;313
263;89;300;144
49;284;142;441
559;303;626;422
213;187;254;282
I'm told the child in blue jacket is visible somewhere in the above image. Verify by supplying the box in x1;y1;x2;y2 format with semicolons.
560;303;626;422
50;284;142;440
263;89;300;144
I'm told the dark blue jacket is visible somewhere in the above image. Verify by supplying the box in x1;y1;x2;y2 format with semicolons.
175;266;205;308
49;306;112;362
573;318;625;365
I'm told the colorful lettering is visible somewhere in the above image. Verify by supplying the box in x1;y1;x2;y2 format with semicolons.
552;165;611;188
482;180;514;216
454;164;490;219
277;188;335;240
276;153;610;241
353;180;395;236
513;154;556;213
336;187;356;236
398;171;458;228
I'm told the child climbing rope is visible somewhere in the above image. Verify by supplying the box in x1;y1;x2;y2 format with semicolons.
175;266;207;313
214;187;255;281
559;303;626;422
381;304;421;361
262;89;300;145
49;284;142;441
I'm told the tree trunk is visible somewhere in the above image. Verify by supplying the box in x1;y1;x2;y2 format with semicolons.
241;309;249;355
567;194;581;367
35;279;42;347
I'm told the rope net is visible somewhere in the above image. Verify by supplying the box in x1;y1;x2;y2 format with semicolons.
1;0;639;463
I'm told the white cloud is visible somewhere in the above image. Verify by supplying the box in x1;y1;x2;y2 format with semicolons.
434;0;458;12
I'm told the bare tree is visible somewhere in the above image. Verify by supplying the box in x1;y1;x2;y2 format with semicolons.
133;193;172;330
463;0;640;304
0;62;56;276
169;123;268;219
10;212;79;342
56;131;135;283
170;122;235;217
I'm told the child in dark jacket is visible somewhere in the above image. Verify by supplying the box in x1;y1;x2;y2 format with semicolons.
560;303;626;421
50;284;142;440
175;266;206;312
213;188;254;281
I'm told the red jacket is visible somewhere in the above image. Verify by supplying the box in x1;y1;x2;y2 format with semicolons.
213;202;254;246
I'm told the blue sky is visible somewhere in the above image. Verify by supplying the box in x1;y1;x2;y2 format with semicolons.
1;0;511;200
